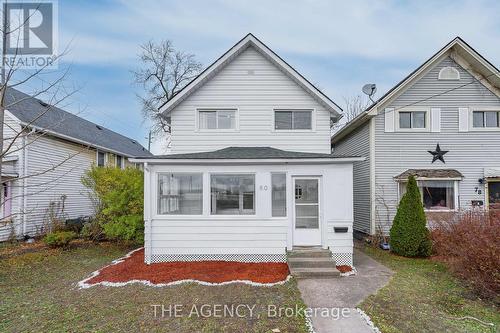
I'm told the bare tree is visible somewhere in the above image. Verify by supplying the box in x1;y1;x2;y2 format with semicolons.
0;4;86;234
342;95;370;123
132;40;202;148
331;95;371;132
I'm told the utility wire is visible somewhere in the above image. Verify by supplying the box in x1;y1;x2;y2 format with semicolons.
366;69;500;119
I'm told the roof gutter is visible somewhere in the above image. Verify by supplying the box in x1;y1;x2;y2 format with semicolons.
331;111;373;144
129;157;365;164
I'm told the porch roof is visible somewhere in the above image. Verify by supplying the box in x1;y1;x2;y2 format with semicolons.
133;147;358;160
394;169;464;181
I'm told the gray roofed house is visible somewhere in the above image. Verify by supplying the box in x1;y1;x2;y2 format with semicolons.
0;88;152;242
5;88;152;157
331;37;500;236
131;33;361;269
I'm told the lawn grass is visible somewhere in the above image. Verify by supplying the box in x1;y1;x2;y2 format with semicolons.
359;245;499;333
0;242;308;333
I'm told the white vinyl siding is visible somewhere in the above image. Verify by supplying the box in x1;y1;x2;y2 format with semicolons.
169;47;332;154
333;121;371;234
23;135;96;237
374;57;500;234
0;113;23;241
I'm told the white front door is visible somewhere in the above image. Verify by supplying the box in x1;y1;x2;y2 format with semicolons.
293;177;321;246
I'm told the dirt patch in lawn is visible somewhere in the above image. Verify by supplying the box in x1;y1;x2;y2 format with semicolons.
82;248;290;287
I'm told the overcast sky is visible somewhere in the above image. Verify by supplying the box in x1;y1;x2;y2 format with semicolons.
49;0;500;154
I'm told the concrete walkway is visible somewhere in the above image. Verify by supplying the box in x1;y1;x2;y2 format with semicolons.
297;248;393;333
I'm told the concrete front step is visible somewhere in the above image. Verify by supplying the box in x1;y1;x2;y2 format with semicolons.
288;257;337;269
287;247;340;278
289;267;341;279
287;249;332;258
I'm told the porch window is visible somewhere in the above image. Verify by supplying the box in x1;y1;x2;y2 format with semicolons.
399;180;456;210
211;174;255;215
274;110;312;130
158;173;203;215
198;109;236;130
271;173;286;217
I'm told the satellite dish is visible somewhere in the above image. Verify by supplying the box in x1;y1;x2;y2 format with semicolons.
362;83;377;102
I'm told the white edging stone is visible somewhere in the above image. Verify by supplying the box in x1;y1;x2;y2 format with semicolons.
356;308;382;333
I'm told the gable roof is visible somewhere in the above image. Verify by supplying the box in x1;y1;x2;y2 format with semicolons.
160;33;342;116
133;146;357;160
5;88;153;157
331;37;500;144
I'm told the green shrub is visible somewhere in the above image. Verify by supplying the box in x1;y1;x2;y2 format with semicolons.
43;231;77;248
390;175;432;257
80;218;105;242
82;166;144;244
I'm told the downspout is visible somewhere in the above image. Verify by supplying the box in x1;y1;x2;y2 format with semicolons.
144;162;152;265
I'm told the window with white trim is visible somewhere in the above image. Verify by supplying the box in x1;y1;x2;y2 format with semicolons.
472;111;500;128
97;151;105;167
158;173;203;215
211;174;255;215
274;110;312;130
399;180;457;211
116;155;123;169
198;109;236;130
271;173;286;217
438;66;460;80
398;111;426;129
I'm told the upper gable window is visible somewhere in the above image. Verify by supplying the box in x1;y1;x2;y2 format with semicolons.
198;109;236;130
438;66;460;80
473;111;500;128
398;111;427;129
274;109;313;130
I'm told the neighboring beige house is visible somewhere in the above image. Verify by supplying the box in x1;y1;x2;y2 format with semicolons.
332;37;500;236
0;88;152;241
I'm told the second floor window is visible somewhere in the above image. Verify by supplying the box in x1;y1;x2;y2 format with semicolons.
473;111;499;128
198;109;236;130
274;110;312;130
399;111;426;129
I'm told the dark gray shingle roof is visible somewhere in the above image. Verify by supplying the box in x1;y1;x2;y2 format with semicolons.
394;169;464;180
5;88;152;157
137;147;358;160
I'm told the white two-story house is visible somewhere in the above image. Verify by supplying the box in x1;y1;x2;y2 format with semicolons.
332;37;500;236
132;34;362;266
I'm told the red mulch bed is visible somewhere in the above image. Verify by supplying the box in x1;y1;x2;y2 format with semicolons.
86;248;290;285
336;265;353;273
